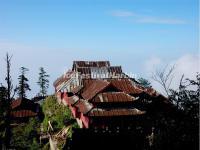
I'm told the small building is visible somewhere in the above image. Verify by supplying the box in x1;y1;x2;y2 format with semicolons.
11;98;42;122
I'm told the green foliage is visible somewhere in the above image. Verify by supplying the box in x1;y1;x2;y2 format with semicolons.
37;67;49;97
10;117;41;149
41;95;79;149
31;138;41;150
16;67;31;98
138;77;152;88
42;95;73;132
169;73;199;119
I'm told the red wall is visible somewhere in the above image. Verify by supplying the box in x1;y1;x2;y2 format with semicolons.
80;113;90;128
56;91;90;129
63;92;69;105
70;105;78;118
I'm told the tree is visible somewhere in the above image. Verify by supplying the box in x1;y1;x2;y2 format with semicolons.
10;117;41;149
169;73;199;118
151;73;199;150
16;67;31;99
138;78;152;88
152;65;175;97
2;53;17;149
37;67;49;97
0;53;16;149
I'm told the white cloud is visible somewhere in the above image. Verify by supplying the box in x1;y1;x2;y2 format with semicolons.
110;10;186;25
144;54;199;94
144;56;162;72
172;54;199;82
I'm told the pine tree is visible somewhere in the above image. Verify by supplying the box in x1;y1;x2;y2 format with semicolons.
138;77;152;88
16;67;31;99
37;67;49;97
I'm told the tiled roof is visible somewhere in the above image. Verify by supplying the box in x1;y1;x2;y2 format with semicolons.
68;95;79;105
11;99;23;109
81;79;144;100
93;92;135;103
77;67;91;77
11;98;33;109
76;66;122;79
73;61;110;69
71;85;83;94
82;79;96;90
88;108;146;117
11;110;37;118
53;70;74;88
110;79;144;95
74;100;93;114
11;98;40;119
82;80;110;100
107;66;122;74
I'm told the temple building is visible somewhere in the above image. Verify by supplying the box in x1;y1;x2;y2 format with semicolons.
53;61;169;129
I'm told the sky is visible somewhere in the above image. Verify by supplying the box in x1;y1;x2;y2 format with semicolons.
0;0;199;97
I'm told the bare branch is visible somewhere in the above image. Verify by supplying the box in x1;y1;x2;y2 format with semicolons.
151;64;175;97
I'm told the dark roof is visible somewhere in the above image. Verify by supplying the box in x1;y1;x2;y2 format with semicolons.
77;67;91;77
107;66;122;74
74;100;93;114
11;110;37;118
77;66;122;74
82;80;110;100
11;98;40;118
82;79;96;90
93;92;135;103
81;79;145;100
110;79;144;95
11;98;32;109
71;85;83;94
88;108;146;117
68;95;79;105
73;61;110;69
